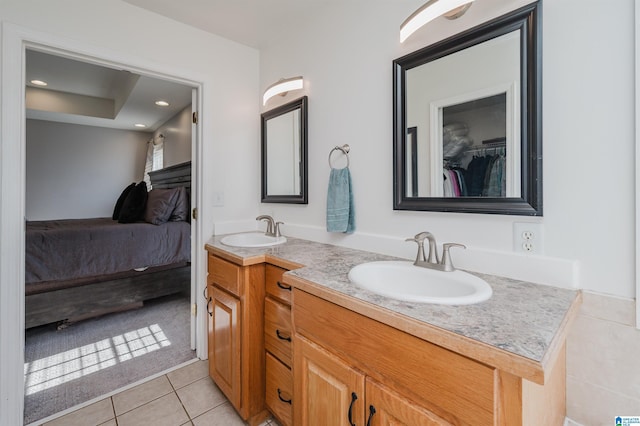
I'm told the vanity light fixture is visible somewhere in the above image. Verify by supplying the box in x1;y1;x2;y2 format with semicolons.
262;76;303;106
155;100;170;107
30;79;48;86
400;0;474;43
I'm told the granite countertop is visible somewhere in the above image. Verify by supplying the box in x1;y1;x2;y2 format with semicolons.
205;233;581;379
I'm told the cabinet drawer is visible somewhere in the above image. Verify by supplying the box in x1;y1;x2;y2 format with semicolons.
265;264;291;304
208;255;241;296
265;296;292;366
266;352;293;426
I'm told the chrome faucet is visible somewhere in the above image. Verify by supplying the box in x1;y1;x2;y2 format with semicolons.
256;215;275;236
274;221;284;238
405;231;466;272
256;215;284;237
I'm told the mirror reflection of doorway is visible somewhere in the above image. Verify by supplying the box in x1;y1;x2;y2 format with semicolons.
441;93;508;198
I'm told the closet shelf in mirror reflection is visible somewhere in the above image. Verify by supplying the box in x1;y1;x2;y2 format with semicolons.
262;76;304;105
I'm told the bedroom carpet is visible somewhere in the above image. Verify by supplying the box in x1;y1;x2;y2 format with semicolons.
23;292;196;425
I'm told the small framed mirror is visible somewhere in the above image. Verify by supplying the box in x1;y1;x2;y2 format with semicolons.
261;96;308;203
393;2;541;215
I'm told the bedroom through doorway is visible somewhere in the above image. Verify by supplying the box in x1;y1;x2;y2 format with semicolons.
23;47;200;425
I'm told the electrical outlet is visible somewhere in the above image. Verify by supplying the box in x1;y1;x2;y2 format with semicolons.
513;222;543;254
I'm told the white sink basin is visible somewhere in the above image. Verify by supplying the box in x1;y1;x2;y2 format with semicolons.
220;232;287;248
348;261;492;305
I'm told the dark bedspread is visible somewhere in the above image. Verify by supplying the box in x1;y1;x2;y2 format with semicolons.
26;218;191;284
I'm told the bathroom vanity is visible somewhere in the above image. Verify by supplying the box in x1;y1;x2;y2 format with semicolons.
205;235;581;426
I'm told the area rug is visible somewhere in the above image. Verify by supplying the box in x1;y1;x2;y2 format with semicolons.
24;293;196;424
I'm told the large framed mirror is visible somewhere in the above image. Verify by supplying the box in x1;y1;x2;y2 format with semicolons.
261;96;308;203
393;2;541;215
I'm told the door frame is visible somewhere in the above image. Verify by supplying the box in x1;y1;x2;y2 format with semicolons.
1;22;208;425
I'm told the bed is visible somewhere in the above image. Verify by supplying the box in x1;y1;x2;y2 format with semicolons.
25;161;192;329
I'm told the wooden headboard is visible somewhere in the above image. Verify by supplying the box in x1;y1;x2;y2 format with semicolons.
148;161;191;195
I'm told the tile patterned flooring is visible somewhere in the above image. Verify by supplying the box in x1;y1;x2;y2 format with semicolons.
39;360;279;426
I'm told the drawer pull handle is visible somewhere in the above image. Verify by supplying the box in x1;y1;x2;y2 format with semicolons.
277;388;292;404
276;329;291;342
366;405;376;426
277;281;292;291
203;288;213;317
206;297;212;317
348;392;358;426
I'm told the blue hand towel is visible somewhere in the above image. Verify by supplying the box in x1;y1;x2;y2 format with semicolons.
326;167;355;234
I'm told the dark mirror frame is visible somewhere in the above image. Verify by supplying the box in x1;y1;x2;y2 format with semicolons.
261;96;308;204
393;2;542;215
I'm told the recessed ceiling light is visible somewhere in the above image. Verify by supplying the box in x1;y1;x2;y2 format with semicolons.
155;100;170;107
30;79;48;86
134;123;147;128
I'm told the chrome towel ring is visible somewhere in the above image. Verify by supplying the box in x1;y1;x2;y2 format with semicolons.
328;144;350;169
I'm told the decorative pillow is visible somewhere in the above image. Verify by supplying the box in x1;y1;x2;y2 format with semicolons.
144;188;180;225
118;181;148;223
170;187;190;222
112;182;136;220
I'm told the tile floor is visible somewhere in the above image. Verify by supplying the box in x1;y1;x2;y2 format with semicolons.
39;360;280;426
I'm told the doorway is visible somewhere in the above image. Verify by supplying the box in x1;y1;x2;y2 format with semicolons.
0;26;206;426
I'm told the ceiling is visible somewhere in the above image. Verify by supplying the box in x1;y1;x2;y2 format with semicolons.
122;0;343;50
26;49;193;133
25;1;364;132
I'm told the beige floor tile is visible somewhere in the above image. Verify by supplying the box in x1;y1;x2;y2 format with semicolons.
98;420;117;426
192;402;246;426
176;376;227;418
117;393;189;426
44;398;114;426
112;375;174;415
167;360;209;390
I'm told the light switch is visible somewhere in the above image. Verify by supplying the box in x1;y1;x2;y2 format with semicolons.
212;191;224;207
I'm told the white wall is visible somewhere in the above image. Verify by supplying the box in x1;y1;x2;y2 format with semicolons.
0;1;260;424
258;0;636;300
257;1;638;423
156;105;192;167
26;119;148;220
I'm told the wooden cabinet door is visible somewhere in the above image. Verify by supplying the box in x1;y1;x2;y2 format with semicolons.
294;335;365;426
210;286;241;409
365;379;450;426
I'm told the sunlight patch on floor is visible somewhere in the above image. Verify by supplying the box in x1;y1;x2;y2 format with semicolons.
24;324;170;395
